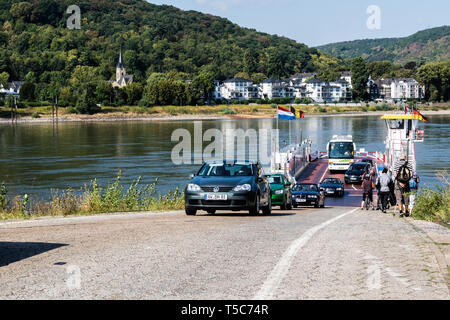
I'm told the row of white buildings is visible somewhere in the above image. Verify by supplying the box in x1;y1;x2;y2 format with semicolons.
212;71;426;103
213;72;353;103
367;76;425;101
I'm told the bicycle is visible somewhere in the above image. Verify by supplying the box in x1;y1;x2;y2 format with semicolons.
363;192;374;211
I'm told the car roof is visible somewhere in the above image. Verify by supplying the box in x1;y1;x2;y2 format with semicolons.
206;159;256;164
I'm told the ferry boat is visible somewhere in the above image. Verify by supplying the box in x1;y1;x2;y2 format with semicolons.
271;108;426;208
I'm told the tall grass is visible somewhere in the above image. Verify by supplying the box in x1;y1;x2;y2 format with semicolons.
413;170;449;224
0;172;184;220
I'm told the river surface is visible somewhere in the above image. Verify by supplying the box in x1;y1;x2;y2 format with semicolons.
0;115;448;199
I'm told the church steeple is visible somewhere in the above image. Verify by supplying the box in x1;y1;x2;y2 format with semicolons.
116;48;126;83
117;48;126;69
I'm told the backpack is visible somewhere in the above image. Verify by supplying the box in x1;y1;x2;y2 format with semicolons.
397;162;412;183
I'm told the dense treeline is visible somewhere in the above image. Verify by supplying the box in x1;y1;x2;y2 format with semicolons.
0;0;448;113
349;58;450;102
0;0;350;112
317;26;450;65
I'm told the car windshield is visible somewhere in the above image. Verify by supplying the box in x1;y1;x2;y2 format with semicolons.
328;142;355;160
267;176;283;184
322;179;340;184
198;162;254;177
293;184;318;192
350;164;366;171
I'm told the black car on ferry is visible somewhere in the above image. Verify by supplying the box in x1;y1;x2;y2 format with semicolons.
344;162;371;184
184;160;272;216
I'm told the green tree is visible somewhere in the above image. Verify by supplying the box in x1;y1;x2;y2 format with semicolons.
351;57;369;101
124;83;143;105
0;71;9;88
19;81;35;101
10;2;33;22
75;83;100;114
244;48;258;75
267;51;284;78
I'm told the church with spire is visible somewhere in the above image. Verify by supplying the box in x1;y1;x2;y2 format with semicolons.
111;49;134;88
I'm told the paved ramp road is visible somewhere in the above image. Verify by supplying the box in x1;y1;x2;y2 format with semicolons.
0;207;448;300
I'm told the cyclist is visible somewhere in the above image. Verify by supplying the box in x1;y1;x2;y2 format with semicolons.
361;175;375;210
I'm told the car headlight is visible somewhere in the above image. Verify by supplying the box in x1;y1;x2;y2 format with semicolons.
336;188;343;191
308;195;317;198
274;190;284;195
233;184;251;192
187;184;201;192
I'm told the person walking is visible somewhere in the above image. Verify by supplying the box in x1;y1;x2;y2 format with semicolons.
376;167;392;213
393;154;414;217
409;173;420;214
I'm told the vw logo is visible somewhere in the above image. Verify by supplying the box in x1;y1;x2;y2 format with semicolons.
213;186;220;193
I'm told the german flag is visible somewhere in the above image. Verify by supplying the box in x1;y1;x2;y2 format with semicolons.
412;109;429;122
295;110;305;119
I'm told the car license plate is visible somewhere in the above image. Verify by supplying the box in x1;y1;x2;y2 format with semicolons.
205;194;227;201
296;199;306;203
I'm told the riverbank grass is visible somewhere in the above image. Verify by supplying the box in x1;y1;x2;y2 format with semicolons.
412;170;449;225
0;173;184;220
2;103;449;119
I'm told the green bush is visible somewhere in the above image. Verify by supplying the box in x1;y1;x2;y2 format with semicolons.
31;112;40;118
368;106;377;111
413;171;449;224
220;107;237;115
66;106;78;114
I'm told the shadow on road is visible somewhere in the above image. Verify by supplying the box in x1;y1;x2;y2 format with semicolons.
0;242;68;267
201;212;297;217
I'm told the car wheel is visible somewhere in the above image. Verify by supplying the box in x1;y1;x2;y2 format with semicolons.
286;202;292;210
185;208;197;216
293;204;298;208
314;203;319;208
280;203;286;210
249;194;260;216
262;197;272;216
207;209;216;215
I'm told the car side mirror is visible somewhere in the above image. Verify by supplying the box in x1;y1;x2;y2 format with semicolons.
189;174;195;180
285;181;291;187
319;188;324;192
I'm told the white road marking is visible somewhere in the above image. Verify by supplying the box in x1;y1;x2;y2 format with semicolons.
319;167;328;183
352;185;357;190
253;208;358;300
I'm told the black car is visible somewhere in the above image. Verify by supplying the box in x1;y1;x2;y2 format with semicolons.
344;162;371;184
320;178;344;197
291;183;325;208
184;160;271;216
359;158;376;175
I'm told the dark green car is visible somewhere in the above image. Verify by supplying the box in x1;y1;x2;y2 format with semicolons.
265;173;293;210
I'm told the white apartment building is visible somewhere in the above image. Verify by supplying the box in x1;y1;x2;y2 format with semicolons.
260;78;294;100
390;78;425;100
304;78;350;103
340;71;352;88
0;81;24;96
219;78;255;100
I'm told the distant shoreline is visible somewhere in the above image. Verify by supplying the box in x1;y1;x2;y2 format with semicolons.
0;109;449;124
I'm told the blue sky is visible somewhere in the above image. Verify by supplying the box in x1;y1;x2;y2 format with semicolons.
147;0;450;46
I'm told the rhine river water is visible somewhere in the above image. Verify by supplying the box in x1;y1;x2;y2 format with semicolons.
0;115;448;199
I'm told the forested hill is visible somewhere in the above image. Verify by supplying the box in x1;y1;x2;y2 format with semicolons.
316;26;450;65
0;0;342;83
